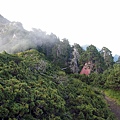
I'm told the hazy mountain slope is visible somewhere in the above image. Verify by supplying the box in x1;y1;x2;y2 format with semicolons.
0;14;119;74
0;15;59;54
0;14;10;24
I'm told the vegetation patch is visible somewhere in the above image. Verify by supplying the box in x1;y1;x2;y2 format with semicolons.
105;89;120;105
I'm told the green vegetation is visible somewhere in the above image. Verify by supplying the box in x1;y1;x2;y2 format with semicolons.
0;49;117;120
1;15;120;119
104;89;120;105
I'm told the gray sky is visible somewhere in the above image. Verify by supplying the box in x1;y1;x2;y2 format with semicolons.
0;0;120;55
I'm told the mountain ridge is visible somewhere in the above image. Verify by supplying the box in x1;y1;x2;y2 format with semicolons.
0;14;10;24
0;14;119;74
0;14;119;120
0;14;119;57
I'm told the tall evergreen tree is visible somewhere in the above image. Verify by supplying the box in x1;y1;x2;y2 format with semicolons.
79;45;105;73
100;47;114;68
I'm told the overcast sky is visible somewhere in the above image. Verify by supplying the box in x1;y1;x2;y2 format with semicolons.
0;0;120;55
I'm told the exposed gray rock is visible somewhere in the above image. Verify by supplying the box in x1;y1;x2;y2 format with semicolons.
0;15;59;54
0;14;10;24
70;45;80;73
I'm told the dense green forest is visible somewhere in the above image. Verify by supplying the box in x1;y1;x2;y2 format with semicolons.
0;48;119;120
0;15;120;119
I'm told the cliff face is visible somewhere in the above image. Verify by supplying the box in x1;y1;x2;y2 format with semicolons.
0;20;30;53
0;14;10;24
70;46;80;73
0;15;10;35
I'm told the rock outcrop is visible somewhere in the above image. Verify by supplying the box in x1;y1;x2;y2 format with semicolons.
70;44;80;73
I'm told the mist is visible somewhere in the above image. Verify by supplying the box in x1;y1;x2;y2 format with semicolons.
0;15;60;54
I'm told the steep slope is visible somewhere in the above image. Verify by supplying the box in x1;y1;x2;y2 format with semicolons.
0;14;10;24
0;15;59;54
0;49;116;119
0;14;118;74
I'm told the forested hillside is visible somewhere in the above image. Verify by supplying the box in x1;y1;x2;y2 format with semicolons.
0;50;116;120
0;15;120;119
0;14;119;74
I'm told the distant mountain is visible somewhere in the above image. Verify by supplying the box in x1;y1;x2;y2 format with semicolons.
82;44;101;51
0;14;118;56
0;14;10;24
82;44;89;50
0;15;59;54
114;54;119;62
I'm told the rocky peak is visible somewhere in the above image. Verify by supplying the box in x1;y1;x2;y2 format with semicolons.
0;14;10;24
9;22;24;29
